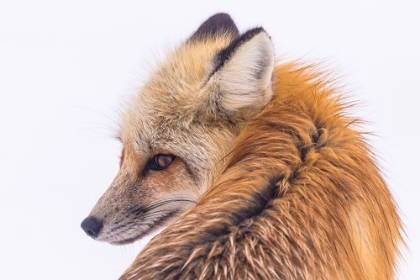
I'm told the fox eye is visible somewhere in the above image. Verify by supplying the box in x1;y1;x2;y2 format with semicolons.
147;154;175;171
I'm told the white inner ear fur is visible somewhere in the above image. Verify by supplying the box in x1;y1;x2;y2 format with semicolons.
213;32;275;112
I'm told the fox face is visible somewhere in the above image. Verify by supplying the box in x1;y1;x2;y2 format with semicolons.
81;14;275;245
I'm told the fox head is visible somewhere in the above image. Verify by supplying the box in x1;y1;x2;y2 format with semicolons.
81;13;275;245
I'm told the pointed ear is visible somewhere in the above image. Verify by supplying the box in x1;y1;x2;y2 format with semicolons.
208;28;275;114
189;13;239;41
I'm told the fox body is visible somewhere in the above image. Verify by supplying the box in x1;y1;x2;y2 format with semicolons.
82;14;402;279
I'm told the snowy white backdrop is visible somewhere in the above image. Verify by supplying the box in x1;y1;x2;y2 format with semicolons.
0;1;419;279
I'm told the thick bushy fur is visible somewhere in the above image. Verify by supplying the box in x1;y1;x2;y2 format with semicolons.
119;63;401;279
81;13;401;279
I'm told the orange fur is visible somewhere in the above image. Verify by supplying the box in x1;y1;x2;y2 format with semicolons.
120;62;402;280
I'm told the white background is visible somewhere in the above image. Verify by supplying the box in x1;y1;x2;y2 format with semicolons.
1;1;419;279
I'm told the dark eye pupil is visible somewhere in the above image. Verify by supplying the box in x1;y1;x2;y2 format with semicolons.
147;154;175;171
156;154;172;168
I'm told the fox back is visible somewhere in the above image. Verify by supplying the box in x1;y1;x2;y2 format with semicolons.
81;14;402;279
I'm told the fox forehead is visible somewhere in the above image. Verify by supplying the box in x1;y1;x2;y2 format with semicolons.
118;35;235;153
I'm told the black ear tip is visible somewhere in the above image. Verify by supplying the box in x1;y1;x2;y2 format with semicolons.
189;13;239;41
207;13;233;23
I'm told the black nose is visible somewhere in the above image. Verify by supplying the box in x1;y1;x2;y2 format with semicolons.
81;216;103;239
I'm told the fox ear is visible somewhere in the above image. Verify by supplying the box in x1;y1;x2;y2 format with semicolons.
189;13;239;41
208;28;274;115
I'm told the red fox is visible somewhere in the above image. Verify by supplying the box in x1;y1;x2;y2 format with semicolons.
81;13;402;279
